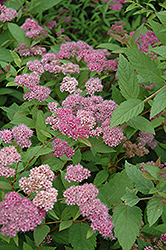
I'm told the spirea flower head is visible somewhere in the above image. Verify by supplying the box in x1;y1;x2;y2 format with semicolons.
85;78;103;95
19;164;54;194
0;145;21;168
12;124;33;148
32;188;58;211
144;247;154;250
77;110;96;130
65;163;90;182
48;102;59;113
60;76;78;93
0;6;18;22
27;60;44;75
0;129;12;143
0;191;46;237
161;233;166;243
52;138;74;158
21;18;48;40
137;131;157;149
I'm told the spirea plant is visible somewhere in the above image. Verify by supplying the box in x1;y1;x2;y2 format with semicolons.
0;0;166;250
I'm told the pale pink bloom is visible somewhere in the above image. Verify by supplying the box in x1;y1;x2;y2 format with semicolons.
0;7;18;22
0;129;12;143
85;78;103;95
60;76;78;93
0;192;46;237
77;110;96;130
12;124;33;148
27;60;44;75
33;188;58;211
65;163;90;182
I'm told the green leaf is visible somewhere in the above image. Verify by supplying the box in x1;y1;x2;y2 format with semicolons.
157;11;166;27
127;116;155;134
77;138;92;147
23;242;33;250
72;149;82;165
32;0;63;14
10;50;21;67
110;99;144;128
59;221;73;231
112;84;125;105
8;23;31;46
47;210;60;221
113;204;142;250
34;225;50;246
0;48;13;62
150;87;166;119
151;117;165;128
0;246;19;250
125;161;154;194
125;3;137;12
96;43;120;51
143;164;165;182
86;228;94;239
44;158;64;171
69;223;96;250
0;181;12;190
147;197;164;226
36;110;47;143
155;223;166;233
51;229;69;245
124;48;164;86
152;46;166;58
117;54;140;100
130;24;144;48
93;170;109;186
149;19;166;46
98;170;133;208
121;193;140;207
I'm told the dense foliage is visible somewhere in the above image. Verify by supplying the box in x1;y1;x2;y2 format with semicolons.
0;0;166;249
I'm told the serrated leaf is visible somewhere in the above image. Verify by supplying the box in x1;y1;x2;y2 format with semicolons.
125;161;154;194
127;116;155;134
51;229;69;245
93;170;109;186
0;246;18;250
10;50;21;67
149;19;166;46
69;223;96;250
150;87;166;118
117;54;140;99
152;46;166;58
113;204;142;250
125;3;137;12
59;221;73;231
32;0;63;14
157;11;166;27
130;24;144;48
147;197;164;226
72;149;82;164
47;210;60;220
34;225;50;246
124;48;164;86
98;170;133;208
110;99;144;128
151;117;165;128
121;193;140;207
77;138;92;147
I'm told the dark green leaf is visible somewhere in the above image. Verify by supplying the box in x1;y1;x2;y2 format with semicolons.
8;23;31;45
34;225;50;246
127;116;155;134
147;197;164;226
150;86;166;119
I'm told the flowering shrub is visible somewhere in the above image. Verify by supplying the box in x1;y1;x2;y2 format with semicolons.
0;0;166;250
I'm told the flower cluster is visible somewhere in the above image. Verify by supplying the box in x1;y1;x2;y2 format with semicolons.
107;21;127;41
0;146;21;178
21;18;48;40
14;43;46;57
0;5;18;22
60;76;78;93
0;192;46;237
52;138;74;158
64;183;114;238
19;164;58;211
65;163;90;182
0;129;12;143
137;131;157;150
12;124;33;148
14;72;51;102
161;233;166;244
105;0;127;11
85;78;103;95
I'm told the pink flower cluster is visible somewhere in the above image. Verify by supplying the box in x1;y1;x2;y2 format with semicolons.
102;119;123;147
107;21;127;41
85;78;103;95
106;0;127;11
48;102;59;113
137;131;157;150
46;107;90;139
77;110;96;130
0;146;20;178
14;72;51;102
21;18;48;40
52;138;74;158
27;60;44;75
161;233;166;244
144;247;154;250
0;192;46;237
0;125;33;148
64;183;114;238
130;30;160;54
65;163;90;182
19;164;58;211
56;40;115;73
0;129;12;143
0;5;18;22
60;76;78;93
14;43;46;57
41;53;80;75
12;124;33;148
